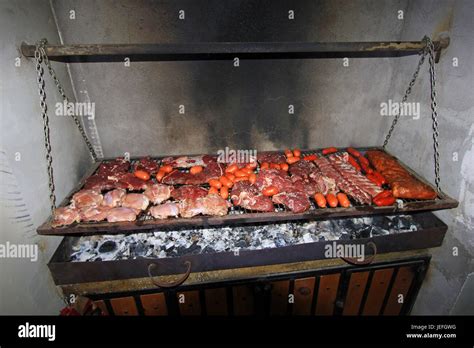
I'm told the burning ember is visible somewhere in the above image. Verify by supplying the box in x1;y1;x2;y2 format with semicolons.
68;215;420;262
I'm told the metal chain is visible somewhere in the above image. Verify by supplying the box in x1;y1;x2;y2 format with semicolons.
37;40;98;162
35;40;56;212
426;37;441;192
382;48;426;148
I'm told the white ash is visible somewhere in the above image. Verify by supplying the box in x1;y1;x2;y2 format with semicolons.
69;215;419;262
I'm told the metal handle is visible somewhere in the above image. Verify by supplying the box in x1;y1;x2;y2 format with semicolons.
147;261;192;288
341;241;377;266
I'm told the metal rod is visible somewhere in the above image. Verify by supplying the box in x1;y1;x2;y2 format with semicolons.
21;40;449;63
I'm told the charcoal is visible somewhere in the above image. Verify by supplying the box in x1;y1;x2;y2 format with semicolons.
98;240;117;253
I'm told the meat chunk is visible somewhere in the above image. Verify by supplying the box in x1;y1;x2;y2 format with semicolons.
101;189;126;208
161;155;207;168
257;152;286;164
366;150;437;200
162;160;225;185
170;185;208;201
329;152;382;198
290;159;336;196
80;206;111;222
144;184;172;204
113;173;151;191
255;168;294;192
106;207;138;222
83;174;117;191
149;202;180;219
272;190;310;213
97;157;130;176
121;193;149;211
230;181;274;212
133;156;160;175
52;206;81;227
179;194;229;218
71;189;103;208
289;160;317;179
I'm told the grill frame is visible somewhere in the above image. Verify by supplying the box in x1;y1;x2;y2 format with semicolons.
37;146;458;236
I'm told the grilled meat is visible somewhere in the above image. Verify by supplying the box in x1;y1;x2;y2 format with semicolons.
121;193;149;211
170;185;207;201
101;189;126;208
230;181;274;212
366;150;437;199
149;202;180;219
272;190;310;213
144;184;173;204
106;207;139;222
257;152;286;164
133;156;160;175
52;206;81;227
71;189;103;208
80;206;111;222
179;194;230;218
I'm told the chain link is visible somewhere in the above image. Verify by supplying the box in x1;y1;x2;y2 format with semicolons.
35;39;56;212
37;40;98;162
425;37;441;192
382;48;426;148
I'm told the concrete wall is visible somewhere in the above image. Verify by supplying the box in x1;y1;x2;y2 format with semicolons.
0;0;472;314
0;0;92;314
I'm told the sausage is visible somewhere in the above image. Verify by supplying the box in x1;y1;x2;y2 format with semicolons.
347;147;361;158
279;163;289;171
225;173;236;182
233;176;249;182
366;173;382;187
208;187;219;195
326;193;338;207
225;163;239;174
220;186;229;200
347;155;361;171
262;186;279;196
246;161;258;169
156;169;166;182
373;171;387;185
314;193;327;208
260;162;270;170
160;165;173;174
270;163;281;170
208;179;222;189
134;170;150;181
284;149;293;158
360;161;373;174
190;166;203;175
322;147;338;155
242;167;254;175
219;176;233;188
303;154;318;161
373;195;396;206
248;173;257;184
234;169;248;178
286;156;300;164
373;190;393;200
336;193;351;208
358;156;370;167
293;148;301;157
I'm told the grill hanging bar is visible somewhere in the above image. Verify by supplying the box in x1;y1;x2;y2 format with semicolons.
21;39;449;63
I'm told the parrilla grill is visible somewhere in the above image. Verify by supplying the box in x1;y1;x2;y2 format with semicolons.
37;147;458;236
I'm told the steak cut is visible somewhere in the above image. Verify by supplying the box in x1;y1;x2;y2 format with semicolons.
83;174;117;191
230;181;274;212
257;152;286;164
97;157;130;176
272;190;310;213
133;156;160;175
255;168;294;192
161;155;208;168
179;194;229;218
289;160;317;179
171;185;208;201
113;173;152;191
162;159;225;185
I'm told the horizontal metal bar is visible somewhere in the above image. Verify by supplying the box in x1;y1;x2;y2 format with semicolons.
21;40;449;63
